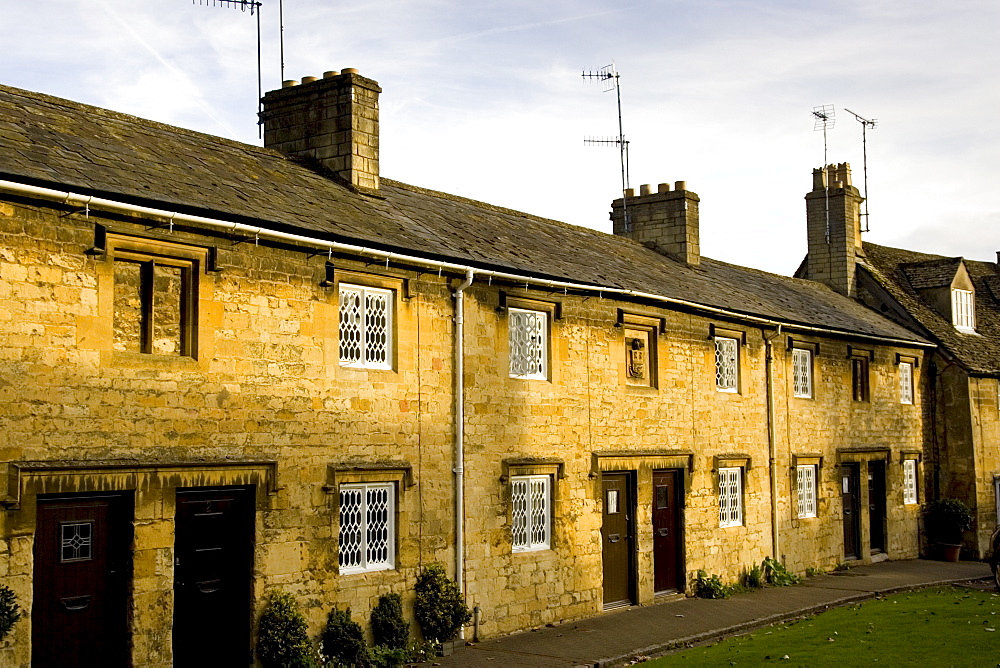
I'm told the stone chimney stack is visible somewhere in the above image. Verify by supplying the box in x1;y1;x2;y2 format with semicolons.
261;69;381;194
804;163;865;296
611;182;700;266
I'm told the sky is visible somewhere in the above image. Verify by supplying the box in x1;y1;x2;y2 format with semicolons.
3;0;999;276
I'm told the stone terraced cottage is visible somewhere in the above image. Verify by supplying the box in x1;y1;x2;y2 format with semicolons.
796;167;1000;559
0;70;933;666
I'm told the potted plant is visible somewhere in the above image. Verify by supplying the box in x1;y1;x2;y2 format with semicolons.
923;498;973;562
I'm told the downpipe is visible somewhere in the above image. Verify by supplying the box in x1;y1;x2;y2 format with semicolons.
452;268;474;640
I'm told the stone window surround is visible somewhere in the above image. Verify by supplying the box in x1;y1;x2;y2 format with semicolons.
101;230;211;360
617;309;666;390
791;454;823;520
788;338;819;400
895;353;919;405
338;481;396;574
848;346;874;403
711;325;746;394
501;293;560;381
325;462;413;576
328;267;406;372
501;459;564;553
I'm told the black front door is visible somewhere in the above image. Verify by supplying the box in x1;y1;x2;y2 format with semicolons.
173;487;254;666
868;461;887;553
652;470;683;593
841;464;861;560
601;473;635;607
32;494;131;667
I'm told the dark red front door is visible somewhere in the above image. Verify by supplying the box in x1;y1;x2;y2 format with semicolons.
32;494;131;667
653;470;683;593
601;473;634;607
173;487;254;666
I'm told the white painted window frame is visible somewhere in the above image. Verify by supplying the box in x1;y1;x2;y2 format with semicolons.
903;460;918;505
338;482;395;574
792;348;813;399
951;288;976;333
508;307;548;380
718;467;743;527
339;283;394;369
715;336;739;393
796;465;817;518
899;361;914;405
511;474;551;552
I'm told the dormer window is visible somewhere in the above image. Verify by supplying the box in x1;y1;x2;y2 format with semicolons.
951;288;976;333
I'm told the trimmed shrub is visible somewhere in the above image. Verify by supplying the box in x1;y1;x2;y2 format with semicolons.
256;593;315;667
371;593;409;650
414;563;471;644
0;585;21;643
322;606;368;667
924;498;973;545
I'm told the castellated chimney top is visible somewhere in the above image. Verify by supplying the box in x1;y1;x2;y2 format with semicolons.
611;180;700;266
261;68;382;195
812;163;852;191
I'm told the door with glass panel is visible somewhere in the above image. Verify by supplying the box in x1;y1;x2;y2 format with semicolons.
601;473;635;607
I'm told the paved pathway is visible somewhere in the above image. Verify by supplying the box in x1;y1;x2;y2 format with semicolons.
433;559;991;667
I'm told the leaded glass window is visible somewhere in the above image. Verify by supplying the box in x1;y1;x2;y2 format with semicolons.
509;308;547;380
339;284;392;369
339;482;394;573
899;361;914;405
903;460;918;505
60;521;93;563
796;465;817;518
718;467;743;527
951;288;976;333
715;337;739;393
792;348;812;398
512;475;550;552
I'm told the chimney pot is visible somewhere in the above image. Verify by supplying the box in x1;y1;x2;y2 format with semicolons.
674;180;686;191
323;70;340;78
301;76;318;84
282;80;299;88
640;184;653;196
624;188;636;197
996;251;999;265
658;183;671;193
342;67;359;74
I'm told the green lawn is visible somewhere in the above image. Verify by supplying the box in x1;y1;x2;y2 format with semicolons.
650;586;1000;667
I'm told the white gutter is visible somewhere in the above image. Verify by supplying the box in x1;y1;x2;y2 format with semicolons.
452;268;475;640
0;178;933;349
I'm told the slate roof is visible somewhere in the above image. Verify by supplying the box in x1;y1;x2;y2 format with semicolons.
0;83;927;345
861;243;1000;374
901;257;963;289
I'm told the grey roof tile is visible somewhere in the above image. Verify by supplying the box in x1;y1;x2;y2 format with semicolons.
862;243;1000;374
0;83;927;346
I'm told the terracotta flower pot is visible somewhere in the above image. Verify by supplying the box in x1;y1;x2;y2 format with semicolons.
938;543;962;562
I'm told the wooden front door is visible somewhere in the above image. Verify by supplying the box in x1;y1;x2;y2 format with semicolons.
32;494;131;667
652;470;683;593
173;487;254;666
868;461;887;553
841;464;861;559
601;473;634;607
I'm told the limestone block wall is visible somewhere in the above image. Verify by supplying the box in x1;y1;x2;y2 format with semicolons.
969;375;1000;556
0;193;929;661
0;198;457;665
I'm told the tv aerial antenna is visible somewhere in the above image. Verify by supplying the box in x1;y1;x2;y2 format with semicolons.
193;0;282;137
844;108;877;232
583;63;631;231
812;104;835;243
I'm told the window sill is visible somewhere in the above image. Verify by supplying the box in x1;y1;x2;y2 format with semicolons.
339;565;395;576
